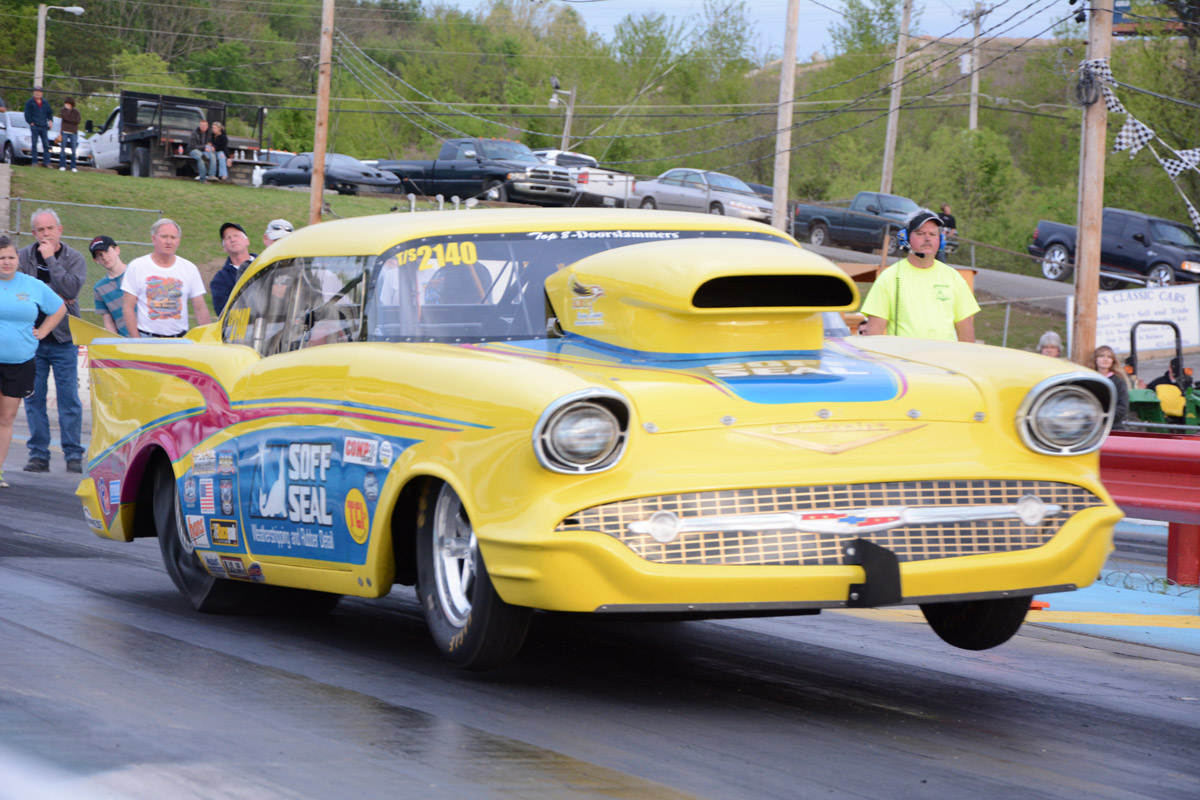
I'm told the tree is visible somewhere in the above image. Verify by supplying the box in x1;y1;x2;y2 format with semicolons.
827;0;921;56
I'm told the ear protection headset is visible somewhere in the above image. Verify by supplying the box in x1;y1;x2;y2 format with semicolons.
897;211;947;256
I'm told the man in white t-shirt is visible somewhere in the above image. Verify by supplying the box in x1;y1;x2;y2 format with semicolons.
122;218;212;338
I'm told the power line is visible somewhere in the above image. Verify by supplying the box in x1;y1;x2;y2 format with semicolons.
711;13;1074;175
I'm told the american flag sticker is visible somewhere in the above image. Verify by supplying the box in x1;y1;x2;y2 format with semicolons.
200;479;215;514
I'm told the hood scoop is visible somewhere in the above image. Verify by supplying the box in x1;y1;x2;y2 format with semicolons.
545;238;859;355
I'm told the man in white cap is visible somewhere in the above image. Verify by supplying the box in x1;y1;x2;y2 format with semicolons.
861;209;979;342
263;219;294;249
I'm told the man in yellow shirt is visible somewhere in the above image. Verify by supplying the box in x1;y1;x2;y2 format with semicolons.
861;210;979;342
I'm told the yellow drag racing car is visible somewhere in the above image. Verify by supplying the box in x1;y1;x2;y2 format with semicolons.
74;208;1121;669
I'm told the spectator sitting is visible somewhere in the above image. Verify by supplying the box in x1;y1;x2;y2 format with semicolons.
187;119;217;182
211;121;230;182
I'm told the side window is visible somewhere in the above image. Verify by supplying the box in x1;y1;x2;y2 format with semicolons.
102;108;120;134
222;261;300;357
1102;212;1127;239
280;256;368;351
683;173;705;189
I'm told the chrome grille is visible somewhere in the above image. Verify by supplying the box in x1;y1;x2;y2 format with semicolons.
555;480;1103;566
527;165;572;184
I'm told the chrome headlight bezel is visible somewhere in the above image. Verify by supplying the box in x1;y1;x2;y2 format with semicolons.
533;388;630;474
1016;372;1114;456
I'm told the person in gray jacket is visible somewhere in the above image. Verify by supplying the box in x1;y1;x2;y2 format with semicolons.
17;209;87;473
187;119;217;181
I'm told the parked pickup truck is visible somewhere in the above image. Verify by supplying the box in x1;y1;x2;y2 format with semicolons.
792;191;920;253
533;148;633;207
375;138;576;206
87;91;261;182
1029;208;1200;288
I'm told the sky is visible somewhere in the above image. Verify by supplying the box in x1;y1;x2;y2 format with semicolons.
444;0;1080;64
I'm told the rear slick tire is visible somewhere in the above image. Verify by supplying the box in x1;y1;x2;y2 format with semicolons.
153;462;340;615
920;596;1030;651
415;481;531;670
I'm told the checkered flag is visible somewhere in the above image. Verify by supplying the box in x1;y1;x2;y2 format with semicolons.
1185;195;1200;234
1080;58;1125;113
1113;116;1154;158
1155;147;1200;178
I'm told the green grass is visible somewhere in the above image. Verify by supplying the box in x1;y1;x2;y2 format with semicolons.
7;167;431;319
975;291;1067;354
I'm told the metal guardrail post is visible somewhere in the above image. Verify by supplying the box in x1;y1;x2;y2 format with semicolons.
1002;303;1011;348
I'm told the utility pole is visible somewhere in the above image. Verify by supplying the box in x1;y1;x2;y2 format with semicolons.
34;5;86;88
559;87;575;151
309;0;334;226
968;1;983;130
1071;0;1113;365
879;0;913;194
771;0;801;232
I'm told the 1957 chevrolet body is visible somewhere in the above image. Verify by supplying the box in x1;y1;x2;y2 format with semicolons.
74;208;1120;669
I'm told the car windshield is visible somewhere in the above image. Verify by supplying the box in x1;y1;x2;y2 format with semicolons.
367;229;792;343
134;103;205;129
1150;220;1200;248
706;173;755;194
327;154;366;169
478;140;540;163
880;195;920;214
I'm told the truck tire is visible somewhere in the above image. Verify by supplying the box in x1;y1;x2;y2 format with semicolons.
484;180;507;202
1145;264;1174;287
808;222;829;247
1041;243;1073;282
130;147;150;178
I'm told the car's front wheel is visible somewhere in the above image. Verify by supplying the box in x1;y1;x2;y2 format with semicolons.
415;481;531;670
1145;263;1174;287
484;180;507;202
154;460;340;615
920;596;1030;650
709;202;724;215
1041;243;1073;282
2;143;13;164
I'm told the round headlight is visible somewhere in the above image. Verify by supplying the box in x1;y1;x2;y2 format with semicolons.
1017;374;1112;455
1034;388;1101;446
534;390;630;474
547;403;619;465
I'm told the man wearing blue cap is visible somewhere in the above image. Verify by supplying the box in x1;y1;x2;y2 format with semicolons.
861;209;979;342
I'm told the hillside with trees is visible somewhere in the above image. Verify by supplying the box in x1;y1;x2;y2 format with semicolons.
1;0;1197;268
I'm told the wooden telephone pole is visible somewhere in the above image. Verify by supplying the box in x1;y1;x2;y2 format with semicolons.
879;0;913;194
771;0;801;232
1071;0;1113;365
309;0;335;225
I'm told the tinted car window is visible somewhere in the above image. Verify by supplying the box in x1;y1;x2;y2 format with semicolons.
1150;220;1200;248
222;261;301;357
478;140;539;163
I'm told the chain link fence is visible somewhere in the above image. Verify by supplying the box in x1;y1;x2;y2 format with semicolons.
5;196;161;317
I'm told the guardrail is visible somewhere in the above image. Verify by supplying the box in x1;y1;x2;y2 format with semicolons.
1099;431;1200;587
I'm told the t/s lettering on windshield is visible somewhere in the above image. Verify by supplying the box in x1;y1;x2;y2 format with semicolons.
525;231;682;241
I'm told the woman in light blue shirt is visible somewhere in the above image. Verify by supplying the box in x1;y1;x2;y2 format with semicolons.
0;234;66;487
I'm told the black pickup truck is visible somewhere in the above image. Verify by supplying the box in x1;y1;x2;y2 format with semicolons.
1029;208;1200;288
375;138;576;206
791;191;920;252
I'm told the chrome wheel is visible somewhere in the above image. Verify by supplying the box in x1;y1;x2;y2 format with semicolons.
1041;244;1072;281
1146;264;1173;287
432;483;476;627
